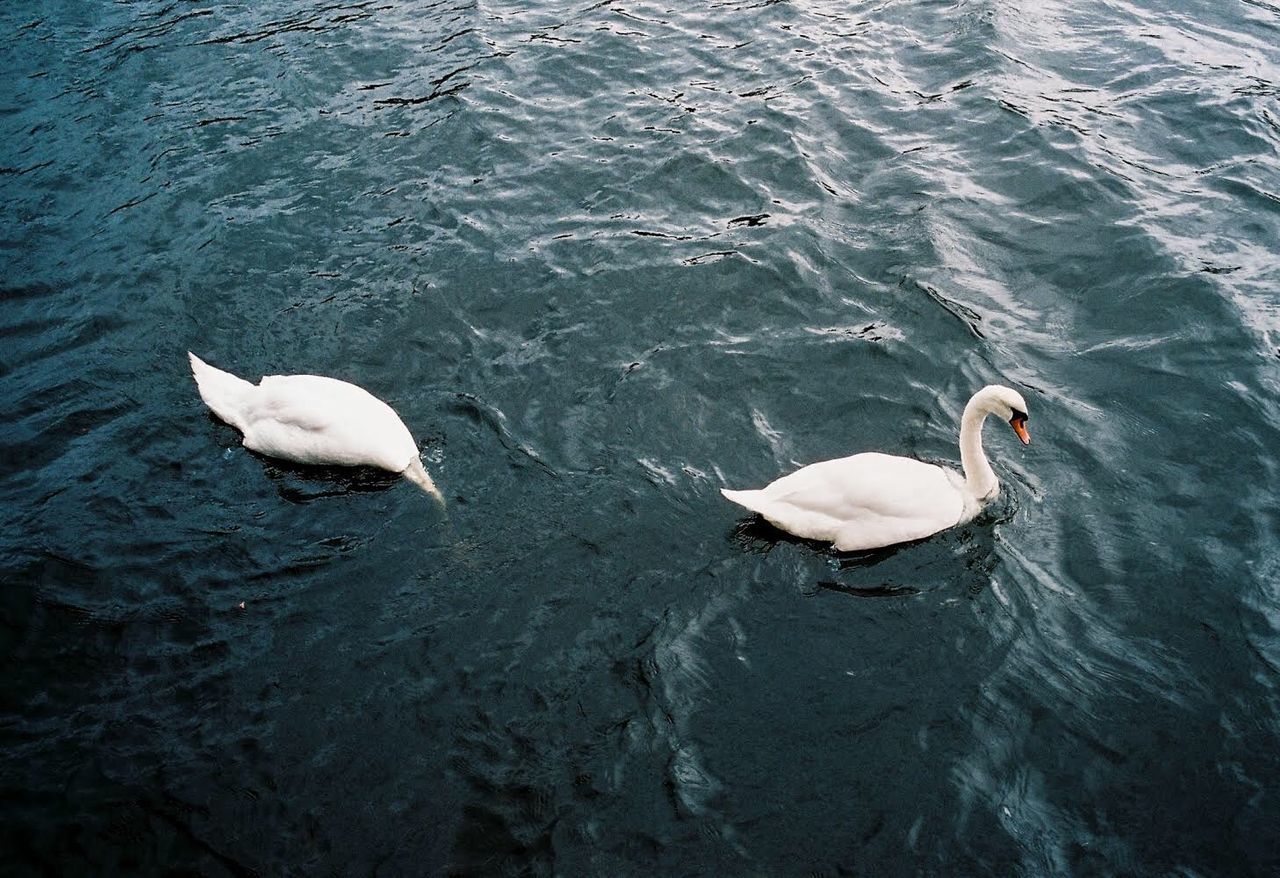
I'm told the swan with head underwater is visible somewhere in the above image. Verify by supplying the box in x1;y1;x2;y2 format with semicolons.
188;353;443;504
720;385;1030;551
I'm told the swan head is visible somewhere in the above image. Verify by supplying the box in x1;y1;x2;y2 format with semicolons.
973;384;1031;445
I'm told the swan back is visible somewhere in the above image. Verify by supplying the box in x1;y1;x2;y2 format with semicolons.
722;452;967;551
243;373;418;471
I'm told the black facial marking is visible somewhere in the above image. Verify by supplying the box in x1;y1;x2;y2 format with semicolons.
1010;410;1028;423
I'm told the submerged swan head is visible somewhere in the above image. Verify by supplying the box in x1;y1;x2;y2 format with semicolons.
959;385;1031;501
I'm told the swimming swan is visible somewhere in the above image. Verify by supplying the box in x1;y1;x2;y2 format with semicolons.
720;385;1030;551
188;352;442;502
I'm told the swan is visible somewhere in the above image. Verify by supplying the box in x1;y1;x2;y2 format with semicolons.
720;385;1030;551
188;352;442;502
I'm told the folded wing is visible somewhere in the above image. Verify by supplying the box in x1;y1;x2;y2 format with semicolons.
721;452;966;551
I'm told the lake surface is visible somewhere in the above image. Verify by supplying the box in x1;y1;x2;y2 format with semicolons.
2;0;1279;874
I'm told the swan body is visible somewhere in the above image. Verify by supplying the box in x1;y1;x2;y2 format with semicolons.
721;385;1029;551
188;352;442;501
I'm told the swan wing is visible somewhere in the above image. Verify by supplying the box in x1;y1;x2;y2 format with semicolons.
722;452;966;551
239;374;417;471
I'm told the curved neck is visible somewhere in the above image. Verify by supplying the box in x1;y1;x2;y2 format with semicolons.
959;397;998;499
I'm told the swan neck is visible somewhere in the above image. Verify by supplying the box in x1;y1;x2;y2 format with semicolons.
959;397;998;499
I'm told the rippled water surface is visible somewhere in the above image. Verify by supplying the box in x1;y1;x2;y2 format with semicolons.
3;0;1280;874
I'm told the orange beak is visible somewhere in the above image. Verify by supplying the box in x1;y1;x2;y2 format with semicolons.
1010;416;1031;446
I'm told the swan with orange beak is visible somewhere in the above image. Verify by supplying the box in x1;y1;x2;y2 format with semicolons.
721;385;1031;551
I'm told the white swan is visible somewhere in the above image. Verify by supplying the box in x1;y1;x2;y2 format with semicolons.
721;385;1030;551
188;353;442;502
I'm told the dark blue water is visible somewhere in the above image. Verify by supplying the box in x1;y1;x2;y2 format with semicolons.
3;0;1279;874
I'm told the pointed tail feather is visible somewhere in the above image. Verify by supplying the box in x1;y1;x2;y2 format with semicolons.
188;352;254;431
403;456;446;507
720;487;767;514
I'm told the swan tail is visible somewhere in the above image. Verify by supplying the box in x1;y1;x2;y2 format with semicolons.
188;352;254;431
720;487;767;514
403;456;446;507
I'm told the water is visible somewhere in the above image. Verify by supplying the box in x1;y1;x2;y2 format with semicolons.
2;0;1279;874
